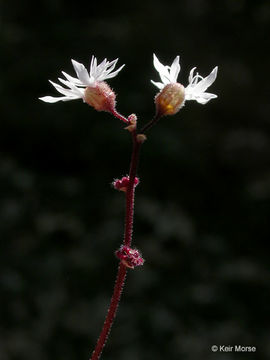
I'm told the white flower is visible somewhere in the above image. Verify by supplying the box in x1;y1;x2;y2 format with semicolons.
151;54;218;105
39;56;125;103
185;66;218;104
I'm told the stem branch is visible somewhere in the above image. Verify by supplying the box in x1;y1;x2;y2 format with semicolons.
140;113;161;134
124;132;141;246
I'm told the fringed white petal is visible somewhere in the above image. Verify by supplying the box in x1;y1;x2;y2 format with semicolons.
71;59;92;85
150;80;165;90
152;54;181;89
185;66;218;104
39;95;81;103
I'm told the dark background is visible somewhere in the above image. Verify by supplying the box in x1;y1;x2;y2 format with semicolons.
1;0;269;359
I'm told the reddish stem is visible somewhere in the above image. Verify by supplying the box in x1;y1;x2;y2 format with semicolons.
90;264;127;360
124;132;141;246
110;109;129;123
90;123;142;360
140;113;161;134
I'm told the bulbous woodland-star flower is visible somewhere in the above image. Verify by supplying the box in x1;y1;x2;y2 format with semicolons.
39;56;125;112
151;54;218;116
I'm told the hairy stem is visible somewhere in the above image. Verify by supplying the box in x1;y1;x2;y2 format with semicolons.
90;264;127;360
90;128;142;360
124;132;142;246
111;109;129;123
140;113;161;134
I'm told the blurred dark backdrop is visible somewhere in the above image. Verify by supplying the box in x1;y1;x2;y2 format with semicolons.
1;0;270;359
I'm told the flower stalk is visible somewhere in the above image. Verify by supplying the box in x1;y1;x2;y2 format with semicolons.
90;263;127;360
90;116;143;360
124;131;142;246
110;109;129;124
140;113;161;134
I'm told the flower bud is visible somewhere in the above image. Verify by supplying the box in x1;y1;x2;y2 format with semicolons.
125;114;137;132
84;81;116;112
155;83;185;117
115;245;144;269
136;134;147;143
113;176;139;192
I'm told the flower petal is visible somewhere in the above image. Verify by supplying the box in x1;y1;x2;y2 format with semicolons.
103;64;125;80
105;59;118;72
61;71;84;86
153;54;171;83
153;54;167;76
170;56;180;82
150;80;164;90
94;58;108;79
185;91;217;104
193;66;218;93
152;54;181;89
71;59;91;85
49;80;74;96
90;55;95;74
196;92;217;104
188;67;196;83
89;56;124;82
39;95;80;103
